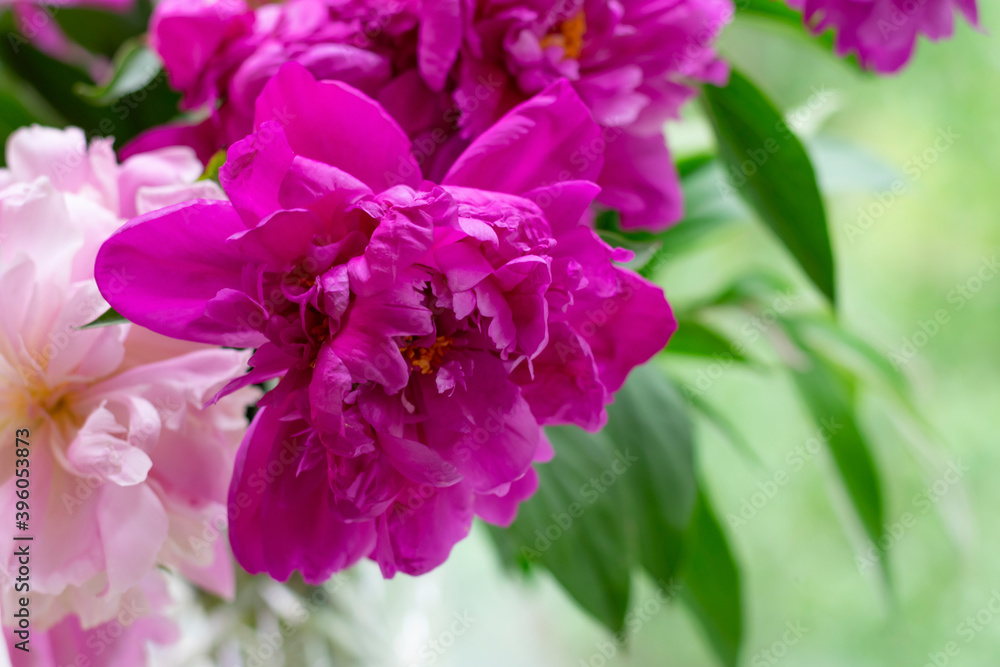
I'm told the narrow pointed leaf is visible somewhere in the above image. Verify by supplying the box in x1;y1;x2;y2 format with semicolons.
604;365;697;584
702;69;836;303
490;425;633;633
679;489;744;667
79;308;128;329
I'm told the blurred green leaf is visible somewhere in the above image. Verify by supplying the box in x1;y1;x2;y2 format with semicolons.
783;321;888;580
0;12;182;148
50;0;152;58
683;388;762;467
604;365;697;584
666;319;747;363
677;152;715;178
788;315;909;399
79;307;127;329
0;12;108;130
702;69;836;304
490;425;633;633
679;488;744;667
689;270;796;312
75;40;161;106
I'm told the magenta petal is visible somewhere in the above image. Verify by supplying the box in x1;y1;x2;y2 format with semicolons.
346;192;436;297
514;321;607;431
417;0;462;91
374;483;474;577
213;343;294;403
579;269;677;392
522;180;601;235
228;406;377;583
254;62;421;192
379;432;463;487
119;117;220;165
221;122;297;225
308;345;352;434
229;208;326;267
598;132;683;231
443;79;603;195
419;353;540;493
474;467;539;527
329;282;433;393
96;200;266;347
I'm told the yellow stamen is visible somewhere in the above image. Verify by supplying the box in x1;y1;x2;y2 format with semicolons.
541;12;587;60
400;335;453;375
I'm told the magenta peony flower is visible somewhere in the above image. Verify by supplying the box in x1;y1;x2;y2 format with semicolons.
450;0;732;229
132;0;730;230
787;0;978;72
0;126;254;635
128;0;452;163
96;64;675;581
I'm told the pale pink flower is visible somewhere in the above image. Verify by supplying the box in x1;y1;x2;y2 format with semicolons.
0;126;254;638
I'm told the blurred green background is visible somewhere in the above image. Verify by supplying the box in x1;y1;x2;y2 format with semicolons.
361;5;1000;667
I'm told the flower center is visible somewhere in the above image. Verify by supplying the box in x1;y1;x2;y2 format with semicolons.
399;335;453;375
541;11;587;60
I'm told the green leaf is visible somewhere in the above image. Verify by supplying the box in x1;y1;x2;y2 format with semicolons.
677;152;715;178
604;365;697;584
782;322;887;579
788;315;909;399
75;40;161;106
51;0;152;58
679;489;744;667
683;389;762;467
491;425;633;632
702;68;836;303
0;12;182;148
666;319;747;363
79;308;128;329
686;270;795;314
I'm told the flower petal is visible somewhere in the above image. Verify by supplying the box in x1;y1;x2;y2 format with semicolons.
443;79;602;194
96;200;266;347
253;62;420;192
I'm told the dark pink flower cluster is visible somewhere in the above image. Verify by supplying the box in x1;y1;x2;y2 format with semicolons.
98;65;675;579
129;0;732;231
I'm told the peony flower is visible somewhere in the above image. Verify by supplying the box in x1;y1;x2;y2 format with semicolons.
131;0;730;231
96;63;675;581
127;0;453;163
787;0;978;72
450;0;732;229
0;126;254;634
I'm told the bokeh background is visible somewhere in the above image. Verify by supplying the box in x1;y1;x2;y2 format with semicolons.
235;5;1000;666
